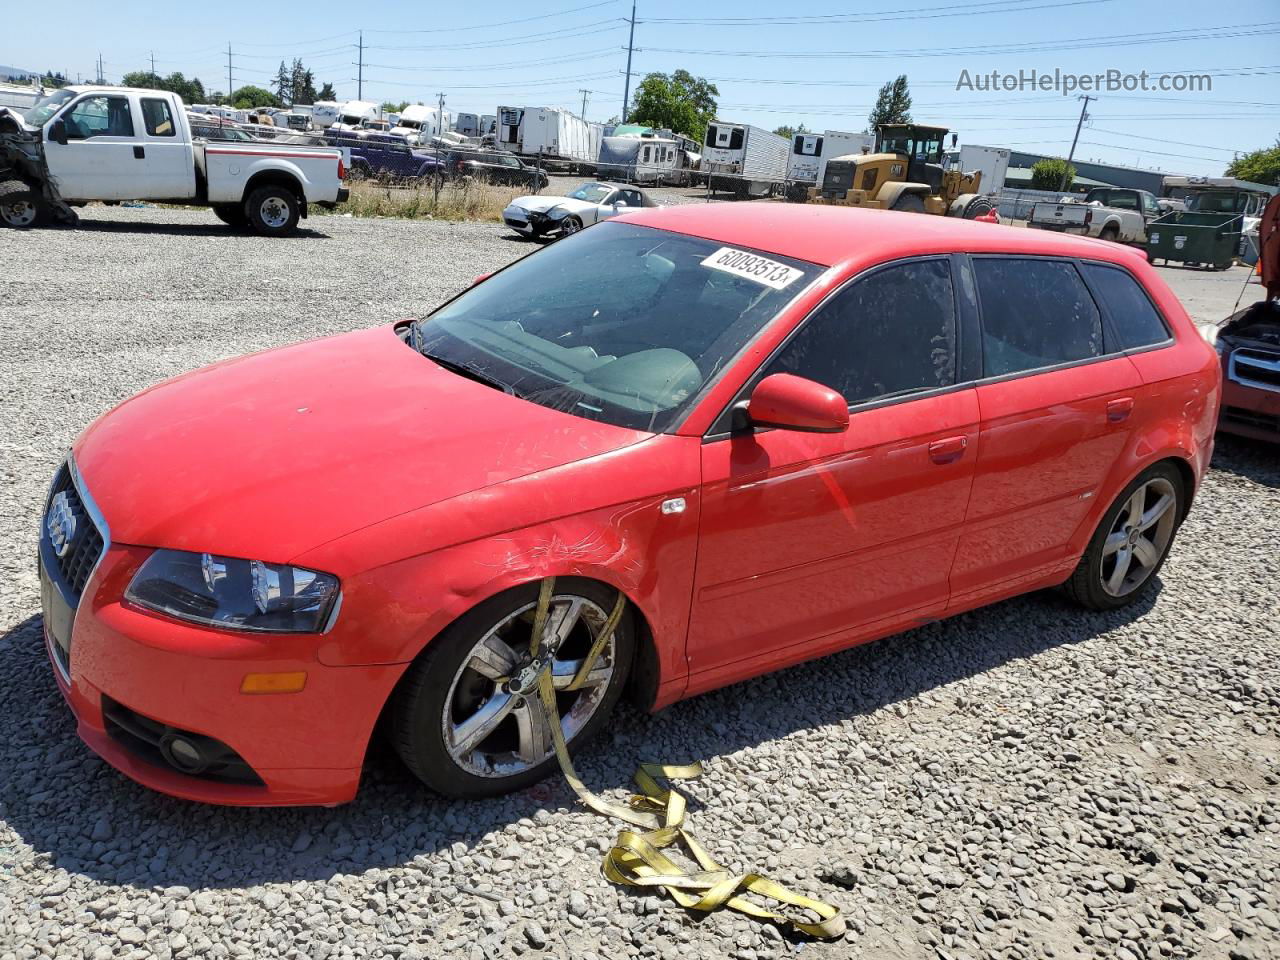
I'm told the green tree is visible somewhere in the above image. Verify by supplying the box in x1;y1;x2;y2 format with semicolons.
229;85;280;109
773;122;810;141
273;61;292;105
290;59;317;105
122;70;206;105
628;69;719;142
868;75;912;129
1226;136;1280;186
380;101;410;113
1031;157;1077;191
316;81;337;101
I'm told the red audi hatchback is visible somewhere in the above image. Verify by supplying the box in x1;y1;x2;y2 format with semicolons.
40;205;1220;806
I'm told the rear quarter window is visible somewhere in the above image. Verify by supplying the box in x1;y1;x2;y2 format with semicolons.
974;258;1104;377
1080;263;1171;350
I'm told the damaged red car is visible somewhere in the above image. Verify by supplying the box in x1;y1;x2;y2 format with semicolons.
1197;192;1280;442
41;205;1220;806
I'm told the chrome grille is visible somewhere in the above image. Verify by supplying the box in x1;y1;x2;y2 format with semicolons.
46;463;106;600
1229;349;1280;393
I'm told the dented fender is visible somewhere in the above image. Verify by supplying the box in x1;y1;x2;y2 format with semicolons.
299;435;702;704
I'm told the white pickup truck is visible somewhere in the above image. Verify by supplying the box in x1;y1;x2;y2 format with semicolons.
0;86;348;236
1028;187;1164;246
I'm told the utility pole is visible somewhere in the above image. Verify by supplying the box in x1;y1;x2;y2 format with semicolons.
621;0;636;123
96;53;103;84
356;31;364;101
226;43;233;102
1059;94;1094;192
150;51;156;80
579;88;590;120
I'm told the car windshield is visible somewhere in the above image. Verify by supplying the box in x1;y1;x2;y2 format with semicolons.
567;183;613;203
413;220;820;432
23;89;75;126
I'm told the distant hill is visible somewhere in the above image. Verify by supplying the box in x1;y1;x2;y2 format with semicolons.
0;66;39;81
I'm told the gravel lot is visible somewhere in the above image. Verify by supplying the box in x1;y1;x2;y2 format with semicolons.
1;209;1277;960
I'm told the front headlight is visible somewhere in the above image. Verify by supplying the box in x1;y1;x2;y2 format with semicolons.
125;549;340;633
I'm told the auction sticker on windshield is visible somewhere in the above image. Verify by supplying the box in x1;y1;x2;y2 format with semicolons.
701;247;806;291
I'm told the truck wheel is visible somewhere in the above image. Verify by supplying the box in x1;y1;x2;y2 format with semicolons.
212;204;248;229
891;194;926;214
245;186;300;237
0;179;45;228
1099;225;1119;243
959;196;996;219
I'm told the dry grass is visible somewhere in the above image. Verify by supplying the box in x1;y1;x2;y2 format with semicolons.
316;178;523;223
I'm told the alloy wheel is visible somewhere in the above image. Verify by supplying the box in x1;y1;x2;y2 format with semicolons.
1099;477;1177;597
441;594;616;777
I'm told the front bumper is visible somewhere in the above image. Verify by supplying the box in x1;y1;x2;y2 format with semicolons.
1219;350;1280;442
502;204;563;234
40;536;405;806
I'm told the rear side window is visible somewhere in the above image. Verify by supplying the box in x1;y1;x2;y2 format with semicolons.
763;259;956;405
974;258;1103;376
141;98;174;137
1080;263;1170;349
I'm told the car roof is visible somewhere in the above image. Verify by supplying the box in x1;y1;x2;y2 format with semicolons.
619;203;1150;271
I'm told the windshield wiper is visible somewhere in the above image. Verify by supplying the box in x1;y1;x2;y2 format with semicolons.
409;324;514;395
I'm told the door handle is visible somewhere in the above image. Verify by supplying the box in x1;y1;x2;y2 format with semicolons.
1106;397;1134;422
928;435;968;463
133;146;145;159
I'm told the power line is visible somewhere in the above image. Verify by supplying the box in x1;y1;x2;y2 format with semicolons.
645;0;1113;25
368;20;623;52
365;0;622;34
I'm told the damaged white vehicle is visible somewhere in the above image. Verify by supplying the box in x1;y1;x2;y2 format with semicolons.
501;181;657;239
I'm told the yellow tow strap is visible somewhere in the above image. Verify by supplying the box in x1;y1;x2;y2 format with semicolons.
526;577;846;941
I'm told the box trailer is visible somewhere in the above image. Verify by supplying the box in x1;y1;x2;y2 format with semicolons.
596;135;692;185
702;121;789;198
496;106;603;171
943;144;1010;195
786;130;875;199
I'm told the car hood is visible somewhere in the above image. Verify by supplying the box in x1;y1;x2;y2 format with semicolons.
509;195;593;215
73;326;651;563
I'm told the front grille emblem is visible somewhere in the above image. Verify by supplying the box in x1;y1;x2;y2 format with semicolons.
46;491;78;558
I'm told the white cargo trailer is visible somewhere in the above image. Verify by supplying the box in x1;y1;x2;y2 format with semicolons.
702;121;789;197
786;130;875;192
454;112;480;136
496;106;603;170
943;144;1010;195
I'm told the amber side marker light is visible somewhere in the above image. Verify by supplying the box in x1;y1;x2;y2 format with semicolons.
240;672;307;694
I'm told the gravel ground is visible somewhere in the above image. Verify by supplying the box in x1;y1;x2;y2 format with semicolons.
1;209;1277;960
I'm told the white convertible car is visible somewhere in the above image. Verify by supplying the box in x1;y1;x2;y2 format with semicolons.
501;182;658;239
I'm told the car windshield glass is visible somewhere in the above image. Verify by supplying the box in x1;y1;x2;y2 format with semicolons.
414;220;821;432
567;183;613;203
23;89;75;126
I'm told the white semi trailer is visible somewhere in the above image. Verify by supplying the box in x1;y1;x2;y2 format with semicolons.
702;121;789;198
943;144;1010;195
496;106;603;171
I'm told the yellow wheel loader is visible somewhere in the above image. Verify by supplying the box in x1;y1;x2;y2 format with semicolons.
810;124;997;219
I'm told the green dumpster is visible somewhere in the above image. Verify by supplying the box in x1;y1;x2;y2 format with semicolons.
1145;211;1243;270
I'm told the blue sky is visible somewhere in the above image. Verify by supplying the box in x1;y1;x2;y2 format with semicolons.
5;0;1278;176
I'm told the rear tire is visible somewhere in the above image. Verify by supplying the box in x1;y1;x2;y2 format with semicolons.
890;193;926;214
0;179;45;228
212;203;247;228
245;185;300;237
1099;225;1119;243
1062;463;1184;611
959;196;996;219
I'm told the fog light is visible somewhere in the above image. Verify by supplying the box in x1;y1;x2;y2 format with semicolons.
240;671;307;694
159;733;207;774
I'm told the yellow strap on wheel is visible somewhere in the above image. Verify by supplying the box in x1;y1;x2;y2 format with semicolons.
528;577;846;941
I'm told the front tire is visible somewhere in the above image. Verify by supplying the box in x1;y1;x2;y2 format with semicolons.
891;193;927;214
0;179;45;228
390;578;634;798
245;185;300;237
1062;463;1184;611
558;215;583;238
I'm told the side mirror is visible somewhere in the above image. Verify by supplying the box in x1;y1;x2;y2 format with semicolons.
48;119;67;145
736;373;849;434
